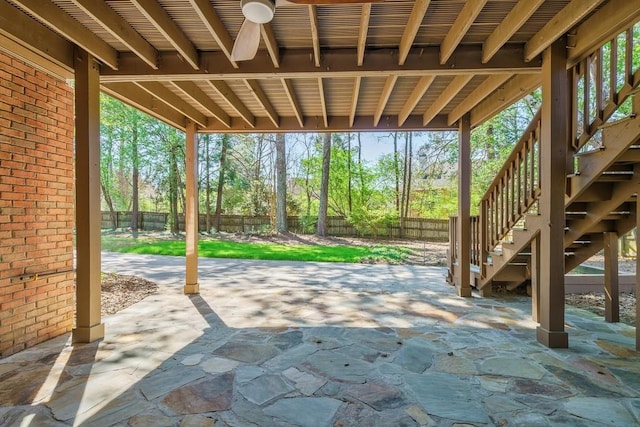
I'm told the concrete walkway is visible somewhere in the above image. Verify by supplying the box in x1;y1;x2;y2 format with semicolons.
1;253;639;426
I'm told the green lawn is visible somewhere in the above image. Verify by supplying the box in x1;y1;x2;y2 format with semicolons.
101;236;409;264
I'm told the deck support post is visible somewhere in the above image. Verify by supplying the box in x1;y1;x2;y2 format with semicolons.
73;49;104;343
457;113;472;297
530;236;540;323
536;38;569;348
636;196;640;350
604;232;619;322
184;120;199;294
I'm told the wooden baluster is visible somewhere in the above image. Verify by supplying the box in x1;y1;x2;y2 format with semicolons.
583;56;591;136
610;37;618;104
596;47;603;122
625;28;633;87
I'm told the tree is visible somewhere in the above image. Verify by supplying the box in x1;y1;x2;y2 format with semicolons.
275;133;287;232
317;133;331;236
214;134;229;232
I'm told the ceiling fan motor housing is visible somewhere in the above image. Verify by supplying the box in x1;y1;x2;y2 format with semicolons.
241;0;276;24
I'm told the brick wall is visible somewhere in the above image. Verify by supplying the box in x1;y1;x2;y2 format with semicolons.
0;53;75;357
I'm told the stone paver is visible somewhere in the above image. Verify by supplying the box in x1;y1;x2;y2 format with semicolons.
0;253;638;426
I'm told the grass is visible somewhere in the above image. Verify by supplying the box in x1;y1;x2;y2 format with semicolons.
101;236;409;264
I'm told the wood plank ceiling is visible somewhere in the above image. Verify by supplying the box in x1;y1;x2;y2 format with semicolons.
1;0;622;133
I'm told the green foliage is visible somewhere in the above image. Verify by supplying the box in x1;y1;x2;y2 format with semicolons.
348;207;398;238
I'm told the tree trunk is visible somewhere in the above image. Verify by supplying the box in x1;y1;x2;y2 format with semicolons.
317;133;332;236
347;132;352;215
393;131;400;216
130;127;139;234
101;182;117;229
204;134;212;233
214;134;228;232
169;147;179;234
404;132;413;218
275;133;287;233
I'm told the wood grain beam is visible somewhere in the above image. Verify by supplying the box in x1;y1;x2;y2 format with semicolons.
482;0;544;63
188;0;238;68
9;0;118;70
398;0;430;66
318;77;328;128
131;0;199;70
524;0;604;62
349;76;361;127
308;5;320;67
398;75;435;126
470;74;540;127
101;82;186;130
374;75;398;126
101;46;540;81
357;4;372;66
207;80;255;127
448;74;511;125
0;1;73;78
244;79;279;128
171;80;231;128
440;0;487;65
281;78;304;128
261;23;280;68
135;81;208;127
71;0;158;69
423;75;473;126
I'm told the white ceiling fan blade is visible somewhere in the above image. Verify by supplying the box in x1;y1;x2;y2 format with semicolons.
231;19;261;62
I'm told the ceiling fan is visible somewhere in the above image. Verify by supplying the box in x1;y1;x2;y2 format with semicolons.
231;0;383;62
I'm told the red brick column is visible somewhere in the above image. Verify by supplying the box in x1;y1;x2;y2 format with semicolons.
0;53;75;357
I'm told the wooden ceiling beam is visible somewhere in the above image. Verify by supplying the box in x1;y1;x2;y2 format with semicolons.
9;0;118;70
135;81;208;127
101;82;186;130
482;0;544;63
244;79;279;128
188;0;238;69
70;0;158;69
318;77;328;128
308;5;321;67
281;78;304;128
398;0;430;66
374;75;398;126
261;23;280;68
202;114;456;133
207;80;255;127
423;75;473;126
349;76;361;128
567;0;640;67
171;80;231;128
398;76;435;126
357;4;372;66
470;74;540;127
524;0;604;62
440;0;487;65
0;1;73;78
448;74;511;125
130;0;199;70
101;46;539;81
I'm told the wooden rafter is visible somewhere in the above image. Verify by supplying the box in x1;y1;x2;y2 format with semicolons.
398;0;430;66
308;5;320;67
70;0;158;69
423;75;473;126
171;80;231;128
482;0;544;64
261;23;280;68
398;75;435;126
9;0;118;70
448;74;511;125
374;75;398;126
244;79;279;128
207;80;255;127
349;76;361;127
524;0;604;62
318;77;328;128
135;81;208;127
281;78;304;128
440;0;487;65
131;0;199;70
188;0;238;69
470;74;540;126
357;4;372;66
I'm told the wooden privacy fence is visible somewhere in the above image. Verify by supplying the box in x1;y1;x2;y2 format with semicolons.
100;211;449;241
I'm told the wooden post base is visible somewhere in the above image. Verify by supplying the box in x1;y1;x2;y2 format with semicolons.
72;323;105;343
536;326;568;348
184;283;200;294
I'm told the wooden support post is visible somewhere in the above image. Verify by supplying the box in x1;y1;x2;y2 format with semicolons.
603;232;619;322
536;39;569;348
184;121;199;294
73;49;104;343
457;113;472;297
530;236;540;322
637;194;640;350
